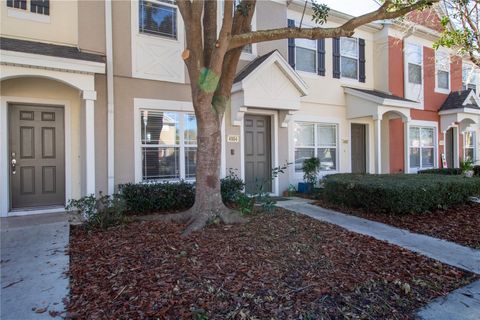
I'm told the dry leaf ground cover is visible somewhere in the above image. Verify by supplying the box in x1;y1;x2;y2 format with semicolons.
68;209;475;319
314;198;480;249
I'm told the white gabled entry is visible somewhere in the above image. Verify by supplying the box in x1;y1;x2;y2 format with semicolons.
230;50;308;196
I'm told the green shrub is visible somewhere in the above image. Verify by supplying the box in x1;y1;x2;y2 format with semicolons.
474;165;480;177
66;192;126;229
221;169;245;205
119;181;195;214
323;173;480;215
417;168;462;175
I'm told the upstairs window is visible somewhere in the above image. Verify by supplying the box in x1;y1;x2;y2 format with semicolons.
435;51;450;91
462;63;477;91
340;37;358;79
295;38;317;73
6;0;26;10
406;43;423;85
7;0;49;15
139;0;177;39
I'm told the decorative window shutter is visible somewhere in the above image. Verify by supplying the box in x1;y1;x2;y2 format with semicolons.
332;37;340;79
359;38;366;83
287;19;295;68
317;39;325;76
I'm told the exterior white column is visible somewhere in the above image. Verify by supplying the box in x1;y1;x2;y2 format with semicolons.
83;90;97;196
404;119;410;173
374;117;382;174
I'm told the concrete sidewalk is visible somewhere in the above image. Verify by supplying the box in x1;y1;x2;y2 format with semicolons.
1;212;70;319
276;199;480;319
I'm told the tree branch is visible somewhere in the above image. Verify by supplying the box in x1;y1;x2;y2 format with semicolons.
203;0;217;66
228;0;438;50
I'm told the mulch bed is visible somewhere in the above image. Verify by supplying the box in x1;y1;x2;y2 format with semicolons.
314;198;480;249
68;209;476;319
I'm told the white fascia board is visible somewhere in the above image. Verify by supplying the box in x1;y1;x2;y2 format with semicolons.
463;90;480;107
439;108;480;116
0;50;106;74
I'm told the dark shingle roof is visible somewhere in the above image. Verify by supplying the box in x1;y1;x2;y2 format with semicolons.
234;50;277;83
0;37;105;63
440;90;480;111
345;87;416;103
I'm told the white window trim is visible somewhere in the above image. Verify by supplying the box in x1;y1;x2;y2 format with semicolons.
405;42;423;85
435;50;451;94
293;122;339;173
294;40;317;74
462;62;478;91
408;124;437;172
464;131;476;162
340;37;359;81
140;110;197;181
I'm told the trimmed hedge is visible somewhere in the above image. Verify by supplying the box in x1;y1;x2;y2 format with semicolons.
119;181;195;214
323;173;480;215
417;168;463;175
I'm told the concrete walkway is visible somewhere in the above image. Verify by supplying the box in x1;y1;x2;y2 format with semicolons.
1;212;70;319
276;198;480;319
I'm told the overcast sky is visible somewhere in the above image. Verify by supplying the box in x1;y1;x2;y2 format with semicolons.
320;0;381;17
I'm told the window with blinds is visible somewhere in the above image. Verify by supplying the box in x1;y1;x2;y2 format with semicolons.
139;0;177;39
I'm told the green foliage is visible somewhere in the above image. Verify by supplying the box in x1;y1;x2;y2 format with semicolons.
303;157;321;185
311;1;330;25
417;168;463;175
460;159;475;173
234;192;255;215
66;192;126;229
221;169;245;205
323;173;480;215
251;162;291;213
119;181;195;214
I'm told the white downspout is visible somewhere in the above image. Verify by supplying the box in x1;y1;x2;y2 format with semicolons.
105;0;115;194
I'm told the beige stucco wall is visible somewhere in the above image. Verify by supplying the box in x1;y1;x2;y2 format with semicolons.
78;0;106;54
256;0;288;58
0;0;78;46
1;77;83;200
94;74;108;194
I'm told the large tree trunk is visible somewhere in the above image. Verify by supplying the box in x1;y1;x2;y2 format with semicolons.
182;99;245;236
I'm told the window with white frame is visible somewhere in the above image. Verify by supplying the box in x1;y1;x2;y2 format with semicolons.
6;0;49;15
340;37;358;79
435;51;450;91
139;0;177;39
462;63;477;91
295;38;317;73
294;123;337;172
406;43;423;85
140;110;197;181
409;126;435;169
464;131;476;161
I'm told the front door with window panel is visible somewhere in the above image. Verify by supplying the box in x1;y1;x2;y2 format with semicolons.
244;115;272;194
445;128;455;168
9;105;65;209
351;124;367;173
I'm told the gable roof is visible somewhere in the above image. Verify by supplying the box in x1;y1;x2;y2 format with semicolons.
0;37;105;63
344;87;416;103
440;90;480;111
234;50;277;83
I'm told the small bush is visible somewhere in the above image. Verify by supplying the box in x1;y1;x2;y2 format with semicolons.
417;168;462;175
119;181;195;214
221;169;245;205
66;192;125;229
323;173;480;215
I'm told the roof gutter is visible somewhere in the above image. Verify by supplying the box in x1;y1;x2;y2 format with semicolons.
105;0;115;194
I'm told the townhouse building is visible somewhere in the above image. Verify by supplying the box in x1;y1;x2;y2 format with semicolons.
1;0;479;216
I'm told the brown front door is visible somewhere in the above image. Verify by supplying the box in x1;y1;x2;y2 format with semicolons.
244;115;272;194
9;105;65;209
351;123;367;174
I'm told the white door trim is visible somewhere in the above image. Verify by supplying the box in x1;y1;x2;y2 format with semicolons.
241;109;279;196
0;96;71;217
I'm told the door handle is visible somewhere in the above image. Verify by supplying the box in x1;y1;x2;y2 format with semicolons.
11;153;16;175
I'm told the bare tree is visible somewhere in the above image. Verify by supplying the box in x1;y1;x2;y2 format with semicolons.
173;0;438;235
436;0;480;67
